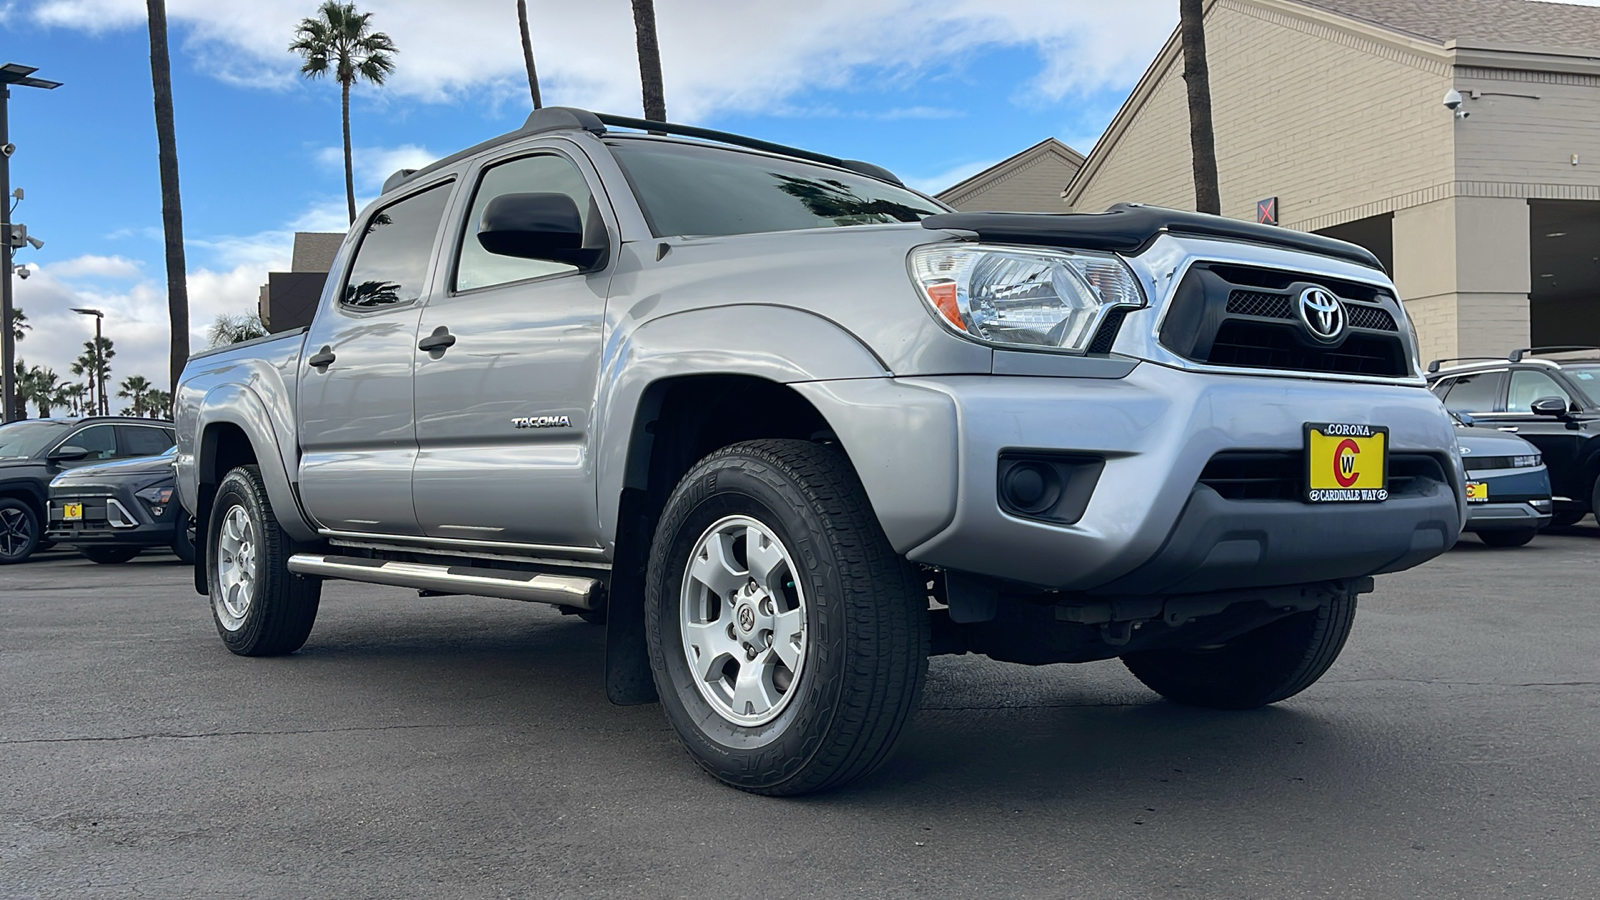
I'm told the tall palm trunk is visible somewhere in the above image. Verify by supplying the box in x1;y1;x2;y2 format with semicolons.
147;0;190;396
341;78;356;224
517;0;542;110
1179;0;1221;216
630;0;666;121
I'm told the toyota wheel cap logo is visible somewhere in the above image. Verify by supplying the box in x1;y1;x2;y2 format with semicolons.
1297;286;1345;342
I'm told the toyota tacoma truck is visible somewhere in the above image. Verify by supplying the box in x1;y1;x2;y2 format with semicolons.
174;107;1465;795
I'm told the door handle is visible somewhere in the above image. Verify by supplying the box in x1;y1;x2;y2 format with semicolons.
418;327;457;354
308;346;336;369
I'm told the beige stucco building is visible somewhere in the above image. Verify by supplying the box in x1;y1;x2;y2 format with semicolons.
1062;0;1600;365
936;138;1085;213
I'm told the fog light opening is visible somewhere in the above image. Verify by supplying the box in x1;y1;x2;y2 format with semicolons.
1002;462;1062;515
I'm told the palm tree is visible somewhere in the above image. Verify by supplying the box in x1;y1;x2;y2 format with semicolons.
1179;0;1220;215
630;0;666;121
9;308;27;345
119;375;154;418
74;336;115;416
24;367;61;418
517;0;542;110
290;2;399;225
60;383;87;417
144;388;173;419
10;361;29;420
147;0;191;399
207;312;267;347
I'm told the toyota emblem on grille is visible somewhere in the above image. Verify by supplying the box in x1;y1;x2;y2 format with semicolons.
1297;286;1345;342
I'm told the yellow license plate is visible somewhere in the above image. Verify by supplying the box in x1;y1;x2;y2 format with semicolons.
63;502;84;521
1305;423;1389;503
1465;481;1489;503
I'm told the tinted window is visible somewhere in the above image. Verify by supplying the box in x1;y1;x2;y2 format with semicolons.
1440;372;1503;413
68;425;118;461
609;140;944;238
342;182;453;309
118;425;176;457
0;421;72;458
1562;364;1599;405
457;154;596;291
1507;369;1573;413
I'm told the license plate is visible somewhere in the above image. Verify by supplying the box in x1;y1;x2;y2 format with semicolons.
1465;481;1490;504
62;502;83;521
1305;423;1389;503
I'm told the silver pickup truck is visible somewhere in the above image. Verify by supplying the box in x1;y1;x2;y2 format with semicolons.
175;107;1464;795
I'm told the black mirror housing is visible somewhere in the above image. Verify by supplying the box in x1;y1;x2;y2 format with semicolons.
48;445;90;463
1530;396;1569;417
477;192;605;269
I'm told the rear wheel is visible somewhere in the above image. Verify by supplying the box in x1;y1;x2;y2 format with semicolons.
0;499;41;565
1122;594;1356;710
80;546;141;564
1478;528;1537;548
645;439;928;796
208;466;321;656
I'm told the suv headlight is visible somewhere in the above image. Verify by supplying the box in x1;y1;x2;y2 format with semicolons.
910;244;1145;353
1512;454;1541;468
135;484;174;517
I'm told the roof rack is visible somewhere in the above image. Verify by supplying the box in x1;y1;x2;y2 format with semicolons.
1426;356;1504;374
381;106;904;195
1508;346;1600;363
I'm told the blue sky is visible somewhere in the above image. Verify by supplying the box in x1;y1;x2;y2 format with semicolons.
3;0;1176;390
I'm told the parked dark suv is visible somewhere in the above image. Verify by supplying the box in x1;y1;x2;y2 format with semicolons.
1428;347;1600;526
0;417;177;564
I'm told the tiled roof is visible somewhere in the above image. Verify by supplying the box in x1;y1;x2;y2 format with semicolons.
1293;0;1600;52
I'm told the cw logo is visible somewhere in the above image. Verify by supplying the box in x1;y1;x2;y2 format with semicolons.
1333;439;1362;488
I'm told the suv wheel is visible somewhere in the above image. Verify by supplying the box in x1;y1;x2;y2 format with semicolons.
1121;593;1356;710
170;507;196;565
0;498;41;565
645;440;928;795
1478;528;1537;548
208;465;321;656
80;546;142;564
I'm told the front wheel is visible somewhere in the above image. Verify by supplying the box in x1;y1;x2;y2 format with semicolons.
208;465;321;656
1122;594;1357;710
170;508;196;565
1478;528;1537;548
645;440;928;796
0;499;41;565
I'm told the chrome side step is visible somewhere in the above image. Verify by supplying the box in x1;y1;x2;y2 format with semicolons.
286;554;602;610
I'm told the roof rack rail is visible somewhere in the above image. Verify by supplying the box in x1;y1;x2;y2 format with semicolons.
380;106;906;198
1426;356;1505;374
1508;345;1600;363
592;113;905;187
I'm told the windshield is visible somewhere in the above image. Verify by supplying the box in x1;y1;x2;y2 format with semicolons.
0;421;73;459
608;139;945;238
1562;364;1600;405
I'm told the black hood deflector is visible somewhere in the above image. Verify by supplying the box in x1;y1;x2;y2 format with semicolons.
921;204;1384;272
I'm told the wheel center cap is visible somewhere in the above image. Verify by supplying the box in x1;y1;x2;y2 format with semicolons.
737;603;757;633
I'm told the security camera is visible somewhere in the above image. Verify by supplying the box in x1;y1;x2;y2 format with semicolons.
1443;89;1463;110
14;265;28;280
0;143;13;158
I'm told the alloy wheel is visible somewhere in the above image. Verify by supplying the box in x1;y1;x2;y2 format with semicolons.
214;504;258;631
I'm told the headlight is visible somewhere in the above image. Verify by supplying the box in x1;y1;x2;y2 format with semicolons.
1512;454;1541;468
135;484;174;516
910;244;1145;353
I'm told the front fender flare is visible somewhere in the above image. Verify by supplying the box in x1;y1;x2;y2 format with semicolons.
195;383;317;543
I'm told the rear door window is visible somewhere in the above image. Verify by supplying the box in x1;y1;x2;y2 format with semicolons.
341;182;453;310
117;425;176;458
1439;371;1504;413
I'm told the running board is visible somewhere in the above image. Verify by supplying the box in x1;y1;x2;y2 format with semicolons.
286;554;602;610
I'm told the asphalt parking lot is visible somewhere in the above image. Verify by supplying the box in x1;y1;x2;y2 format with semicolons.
3;524;1598;900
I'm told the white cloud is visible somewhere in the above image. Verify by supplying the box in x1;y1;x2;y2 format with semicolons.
316;143;439;192
27;0;1175;119
44;254;144;279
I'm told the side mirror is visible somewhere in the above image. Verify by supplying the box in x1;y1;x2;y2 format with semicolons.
477;192;605;270
1453;410;1476;427
1530;396;1569;417
48;445;90;463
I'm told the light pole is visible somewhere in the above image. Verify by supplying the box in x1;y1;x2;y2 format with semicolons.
72;307;106;416
1;62;61;424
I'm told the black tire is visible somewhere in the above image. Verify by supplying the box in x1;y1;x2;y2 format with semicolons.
80;545;142;564
207;465;321;656
1550;512;1585;529
1122;594;1357;710
170;507;196;565
1478;528;1537;548
0;498;42;565
645;439;928;796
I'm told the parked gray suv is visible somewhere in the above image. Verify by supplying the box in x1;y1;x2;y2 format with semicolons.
174;108;1465;795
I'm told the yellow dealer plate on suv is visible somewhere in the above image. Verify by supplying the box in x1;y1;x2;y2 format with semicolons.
62;502;83;521
1305;423;1389;503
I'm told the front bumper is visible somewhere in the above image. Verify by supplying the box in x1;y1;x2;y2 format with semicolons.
807;363;1464;594
46;490;179;547
1461;467;1552;532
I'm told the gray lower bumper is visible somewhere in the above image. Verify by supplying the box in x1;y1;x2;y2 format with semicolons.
1465;501;1551;532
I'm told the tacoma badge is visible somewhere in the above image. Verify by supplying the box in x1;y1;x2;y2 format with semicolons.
512;415;572;429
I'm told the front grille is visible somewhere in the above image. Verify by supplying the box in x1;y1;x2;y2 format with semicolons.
1199;451;1449;500
1161;264;1411;378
